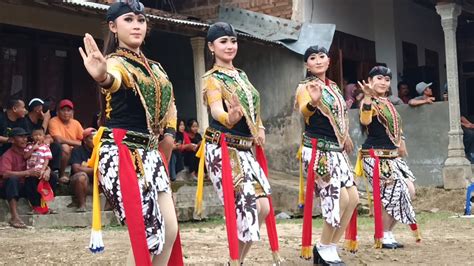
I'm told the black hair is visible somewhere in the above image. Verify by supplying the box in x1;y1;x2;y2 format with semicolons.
31;125;45;133
186;118;198;130
6;98;22;110
368;66;392;79
397;81;409;90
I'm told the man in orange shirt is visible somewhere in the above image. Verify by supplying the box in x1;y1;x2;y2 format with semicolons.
48;99;83;183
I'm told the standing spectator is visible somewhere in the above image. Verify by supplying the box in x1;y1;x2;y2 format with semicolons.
387;87;404;105
0;128;46;228
397;81;411;104
408;82;436;107
183;119;202;180
48;99;84;183
344;83;358;109
461;116;474;163
69;128;95;212
0;99;27;155
24;98;62;176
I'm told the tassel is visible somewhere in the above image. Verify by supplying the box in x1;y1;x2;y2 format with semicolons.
220;134;239;263
88;127;105;254
409;223;421;243
297;143;305;209
369;149;384;248
343;209;358;253
113;129;152;266
301;138;317;259
194;141;206;217
255;146;282;264
89;230;105;253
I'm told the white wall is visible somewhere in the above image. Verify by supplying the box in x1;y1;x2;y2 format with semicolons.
307;0;375;41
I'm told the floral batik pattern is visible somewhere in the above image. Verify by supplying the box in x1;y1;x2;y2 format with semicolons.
98;144;170;255
301;147;355;227
363;157;416;225
205;143;271;242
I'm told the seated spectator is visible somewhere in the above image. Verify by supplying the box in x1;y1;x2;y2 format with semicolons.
183;119;202;180
48;99;84;184
0;128;55;228
409;82;436;107
169;119;186;181
351;87;364;109
44;96;57;118
23;126;57;214
25;98;62;176
397;81;411;104
69;128;95;212
0;99;27;156
461;116;474;163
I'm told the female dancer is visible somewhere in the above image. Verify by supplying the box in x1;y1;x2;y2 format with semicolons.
357;66;420;249
295;45;359;265
79;1;181;265
194;22;281;265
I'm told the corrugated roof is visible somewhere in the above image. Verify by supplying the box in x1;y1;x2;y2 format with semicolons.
59;0;279;45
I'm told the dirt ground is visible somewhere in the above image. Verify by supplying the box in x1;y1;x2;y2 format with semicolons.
0;187;473;265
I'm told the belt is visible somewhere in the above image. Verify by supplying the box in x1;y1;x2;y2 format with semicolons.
204;127;253;151
361;149;398;158
100;128;151;149
302;133;343;152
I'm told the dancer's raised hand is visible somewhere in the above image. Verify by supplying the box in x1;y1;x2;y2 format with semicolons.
78;33;107;82
225;94;244;126
358;79;374;97
306;80;323;105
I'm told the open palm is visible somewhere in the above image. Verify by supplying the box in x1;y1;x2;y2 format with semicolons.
78;33;107;82
225;94;244;125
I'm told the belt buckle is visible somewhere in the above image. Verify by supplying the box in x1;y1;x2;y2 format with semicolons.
212;131;221;144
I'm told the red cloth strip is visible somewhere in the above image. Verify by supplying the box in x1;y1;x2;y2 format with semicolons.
369;149;384;241
167;230;184;266
255;146;280;252
113;128;152;266
302;138;318;248
220;133;239;261
344;209;358;242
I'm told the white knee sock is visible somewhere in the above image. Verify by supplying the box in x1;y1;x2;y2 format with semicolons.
317;243;338;262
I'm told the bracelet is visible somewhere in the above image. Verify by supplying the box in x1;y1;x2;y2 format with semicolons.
98;73;108;84
258;125;266;130
362;103;372;111
306;101;317;112
401;136;406;141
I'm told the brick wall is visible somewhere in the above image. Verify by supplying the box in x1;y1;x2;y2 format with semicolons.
177;0;294;21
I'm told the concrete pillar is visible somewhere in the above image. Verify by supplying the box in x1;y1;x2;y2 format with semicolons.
436;3;470;189
190;37;209;133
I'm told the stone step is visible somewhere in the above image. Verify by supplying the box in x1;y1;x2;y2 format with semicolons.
18;211;117;228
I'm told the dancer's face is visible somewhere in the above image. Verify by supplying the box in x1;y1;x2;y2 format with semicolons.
370;75;391;97
208;36;238;65
306;52;330;77
110;12;147;50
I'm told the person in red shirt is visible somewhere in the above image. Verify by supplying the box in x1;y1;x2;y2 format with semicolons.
0;128;40;228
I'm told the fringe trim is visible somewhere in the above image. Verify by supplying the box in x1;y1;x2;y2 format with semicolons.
343;240;359;253
89;230;104;253
272;251;284;265
300;246;312;259
373;238;383;249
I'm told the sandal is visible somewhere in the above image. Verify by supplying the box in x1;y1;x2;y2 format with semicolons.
9;220;27;229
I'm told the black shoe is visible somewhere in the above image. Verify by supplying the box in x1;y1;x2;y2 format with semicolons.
392;242;404;248
312;245;343;266
382;243;397;249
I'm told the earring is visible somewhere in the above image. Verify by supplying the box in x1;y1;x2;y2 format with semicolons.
211;51;215;56
114;33;118;44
